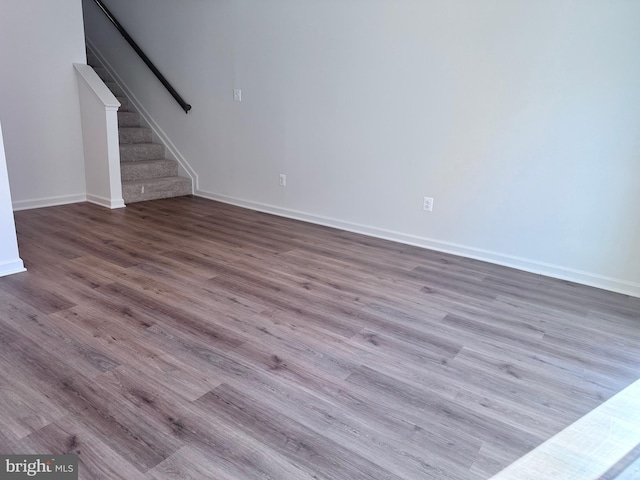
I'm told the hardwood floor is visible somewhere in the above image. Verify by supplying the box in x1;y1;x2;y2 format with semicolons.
490;378;640;479
0;196;638;479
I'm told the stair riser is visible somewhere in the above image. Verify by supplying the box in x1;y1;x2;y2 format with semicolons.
89;66;129;110
120;144;165;162
122;178;192;204
86;54;98;66
93;67;111;82
105;82;124;97
121;161;178;181
119;128;152;144
86;46;191;205
118;112;140;128
116;96;130;112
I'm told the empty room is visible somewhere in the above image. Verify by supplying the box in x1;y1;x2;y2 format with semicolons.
0;0;639;479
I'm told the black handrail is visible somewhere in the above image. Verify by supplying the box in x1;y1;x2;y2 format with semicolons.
92;0;192;114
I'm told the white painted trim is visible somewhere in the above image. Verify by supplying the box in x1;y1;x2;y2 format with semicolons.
74;63;124;211
73;63;121;109
196;189;640;298
14;194;125;211
0;259;26;277
85;41;198;193
86;194;125;209
12;194;87;211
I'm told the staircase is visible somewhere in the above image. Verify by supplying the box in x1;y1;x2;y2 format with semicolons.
86;50;192;204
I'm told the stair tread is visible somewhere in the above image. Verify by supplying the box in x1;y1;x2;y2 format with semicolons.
116;96;129;111
120;159;179;182
86;45;190;204
119;142;163;148
119;126;152;144
120;159;176;166
93;67;109;79
105;81;124;96
122;176;191;186
118;127;151;134
118;111;140;127
119;142;165;161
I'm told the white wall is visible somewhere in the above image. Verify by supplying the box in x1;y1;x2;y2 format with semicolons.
0;120;25;276
0;0;87;210
84;0;640;295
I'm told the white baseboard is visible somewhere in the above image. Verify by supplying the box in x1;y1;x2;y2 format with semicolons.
87;194;125;209
86;40;198;193
0;259;26;277
196;189;640;298
12;193;87;211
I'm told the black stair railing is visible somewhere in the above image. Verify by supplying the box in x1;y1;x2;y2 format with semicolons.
92;0;192;114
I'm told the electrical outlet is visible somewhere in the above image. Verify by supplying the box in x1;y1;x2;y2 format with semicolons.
279;174;287;186
233;89;242;102
423;197;434;212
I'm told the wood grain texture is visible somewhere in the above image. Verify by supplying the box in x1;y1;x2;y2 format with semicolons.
489;379;640;480
0;197;638;479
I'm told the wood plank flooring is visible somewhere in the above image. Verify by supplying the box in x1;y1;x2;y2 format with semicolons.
0;196;638;479
489;378;640;479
